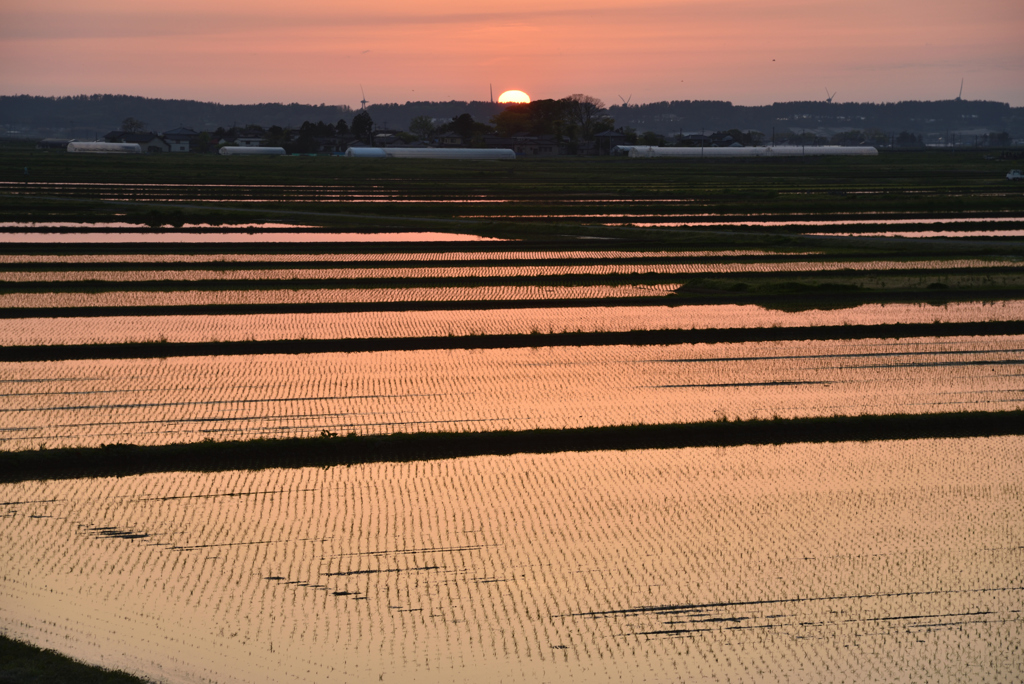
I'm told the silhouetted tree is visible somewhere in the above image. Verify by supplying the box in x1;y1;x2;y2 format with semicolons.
639;131;666;146
895;131;924;148
450;113;476;139
193;131;214;153
120;117;146;133
294;121;319;153
351;111;374;144
564;94;610;141
435;114;495;143
409;115;435;140
490;104;534;137
265;125;289;147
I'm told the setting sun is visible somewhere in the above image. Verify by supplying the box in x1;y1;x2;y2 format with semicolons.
498;90;531;104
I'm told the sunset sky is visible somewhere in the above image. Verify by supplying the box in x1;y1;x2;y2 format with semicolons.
2;0;1022;107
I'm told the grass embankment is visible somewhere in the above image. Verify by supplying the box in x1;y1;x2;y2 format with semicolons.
6;288;1024;319
0;634;150;684
3;266;1022;295
2;411;1021;484
2;320;1022;362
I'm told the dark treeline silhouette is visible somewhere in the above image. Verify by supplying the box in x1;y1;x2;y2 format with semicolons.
2;93;1021;140
0;94;355;137
608;99;1022;137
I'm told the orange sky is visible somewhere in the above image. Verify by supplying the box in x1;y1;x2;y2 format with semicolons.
2;0;1022;107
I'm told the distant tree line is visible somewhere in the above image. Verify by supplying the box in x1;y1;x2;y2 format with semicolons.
5;94;1020;142
99;113;1019;155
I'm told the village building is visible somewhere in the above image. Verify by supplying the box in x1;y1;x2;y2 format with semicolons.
511;134;559;157
103;131;171;153
594;130;627;155
162;127;199;152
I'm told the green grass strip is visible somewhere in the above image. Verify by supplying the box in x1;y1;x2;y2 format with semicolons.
3;267;1020;294
0;634;151;684
2;411;1021;484
2;320;1023;362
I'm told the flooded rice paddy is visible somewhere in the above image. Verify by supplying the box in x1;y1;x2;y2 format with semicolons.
1;335;1021;450
0;284;682;309
0;250;791;264
809;230;1024;238
2;301;1022;346
0;232;504;243
4;151;1023;682
604;217;1024;229
3;259;1019;282
0;222;317;229
1;437;1021;683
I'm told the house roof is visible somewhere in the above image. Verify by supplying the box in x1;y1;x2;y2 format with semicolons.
163;127;199;141
122;132;162;143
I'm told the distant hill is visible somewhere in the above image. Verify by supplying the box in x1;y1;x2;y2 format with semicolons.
0;94;504;139
0;95;356;139
607;99;1023;138
1;93;1020;139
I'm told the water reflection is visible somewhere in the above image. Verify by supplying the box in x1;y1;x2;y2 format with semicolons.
3;301;1022;346
0;222;315;229
1;437;1020;682
1;335;1020;449
808;230;1024;238
4;259;1018;282
609;217;1024;228
0;250;799;265
1;284;683;309
0;232;505;243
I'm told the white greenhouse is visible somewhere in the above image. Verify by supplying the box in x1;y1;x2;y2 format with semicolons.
219;146;286;156
386;148;515;160
344;147;388;158
345;147;515;160
627;145;878;158
67;142;142;154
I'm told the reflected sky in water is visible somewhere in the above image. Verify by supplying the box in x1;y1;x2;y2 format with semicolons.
3;301;1023;346
1;437;1021;683
1;335;1021;450
0;232;505;243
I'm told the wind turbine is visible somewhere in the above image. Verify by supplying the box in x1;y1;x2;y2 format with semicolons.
359;85;369;110
955;78;964;101
618;94;632;106
825;88;837;104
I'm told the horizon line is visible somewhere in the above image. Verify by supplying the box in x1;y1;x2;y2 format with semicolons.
1;93;1019;109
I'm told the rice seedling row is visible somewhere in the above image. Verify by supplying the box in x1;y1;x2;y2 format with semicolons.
0;284;681;310
2;301;1023;347
3;147;1023;682
3;260;1019;283
1;255;843;273
0;250;798;265
6;321;1024;363
1;335;1021;450
1;437;1020;682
